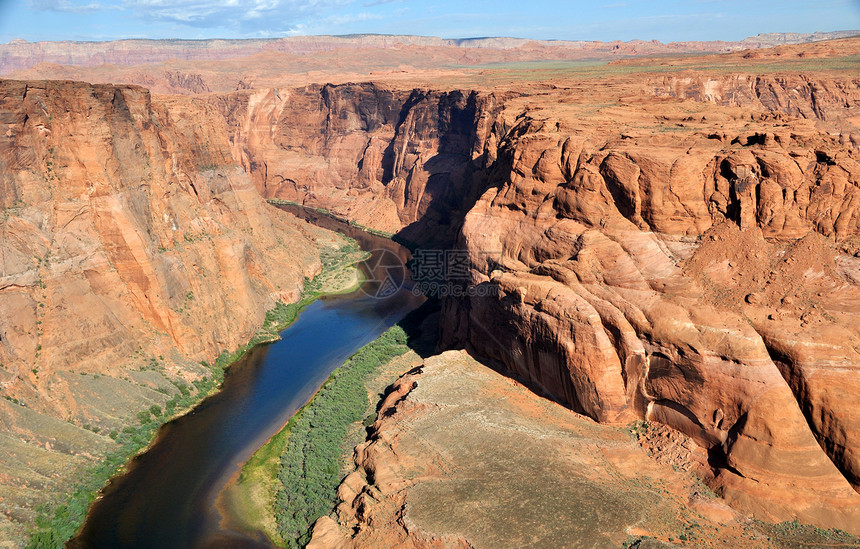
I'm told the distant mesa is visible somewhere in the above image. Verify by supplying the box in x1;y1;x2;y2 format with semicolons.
0;31;858;75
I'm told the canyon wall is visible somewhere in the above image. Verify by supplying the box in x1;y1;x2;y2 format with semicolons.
2;63;859;540
440;96;860;530
232;76;860;532
225;83;509;246
0;79;337;541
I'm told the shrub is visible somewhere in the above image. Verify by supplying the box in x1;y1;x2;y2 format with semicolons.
136;410;151;425
275;325;409;547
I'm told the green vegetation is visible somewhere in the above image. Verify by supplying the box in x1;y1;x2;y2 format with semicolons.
25;239;367;548
24;360;230;548
348;221;393;239
226;301;435;548
223;412;294;545
755;518;859;547
274;325;411;548
252;243;366;347
216;240;374;545
626;419;650;438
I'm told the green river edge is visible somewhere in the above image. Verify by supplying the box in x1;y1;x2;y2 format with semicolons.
25;240;368;548
221;303;433;548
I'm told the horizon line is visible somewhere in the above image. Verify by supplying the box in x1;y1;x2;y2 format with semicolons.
3;29;859;47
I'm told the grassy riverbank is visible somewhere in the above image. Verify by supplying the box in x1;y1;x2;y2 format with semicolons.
223;302;435;548
276;325;412;548
24;242;366;549
225;326;411;548
25;362;230;548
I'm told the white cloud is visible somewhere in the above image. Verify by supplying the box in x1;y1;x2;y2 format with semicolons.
324;11;383;25
121;0;358;31
362;0;402;7
31;0;117;13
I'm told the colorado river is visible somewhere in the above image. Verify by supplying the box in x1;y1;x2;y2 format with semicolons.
72;208;422;548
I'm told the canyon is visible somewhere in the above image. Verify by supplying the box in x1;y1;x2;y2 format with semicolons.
0;34;859;547
0;79;345;544
214;40;860;535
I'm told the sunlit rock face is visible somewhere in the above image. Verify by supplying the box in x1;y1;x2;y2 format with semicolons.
1;46;860;540
439;77;860;531
0;79;338;540
239;76;860;531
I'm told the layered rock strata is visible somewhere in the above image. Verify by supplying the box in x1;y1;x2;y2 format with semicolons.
225;75;860;530
0;79;337;541
440;81;860;530
2;47;860;540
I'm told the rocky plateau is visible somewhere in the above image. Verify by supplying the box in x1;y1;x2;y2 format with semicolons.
0;34;859;546
311;350;853;548
4;32;857;75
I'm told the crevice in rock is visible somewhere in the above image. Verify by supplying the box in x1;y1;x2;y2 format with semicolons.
763;339;860;492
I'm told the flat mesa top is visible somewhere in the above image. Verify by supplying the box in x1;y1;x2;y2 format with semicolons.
1;32;858;95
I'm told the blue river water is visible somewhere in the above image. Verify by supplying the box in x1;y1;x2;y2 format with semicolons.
71;210;422;548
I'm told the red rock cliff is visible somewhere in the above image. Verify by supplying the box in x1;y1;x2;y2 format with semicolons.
440;79;860;531
0;79;337;539
226;76;860;532
225;83;508;246
0;80;330;392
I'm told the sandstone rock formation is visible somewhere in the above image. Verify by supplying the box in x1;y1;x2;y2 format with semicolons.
212;62;860;531
650;73;860;134
223;83;508;246
311;350;831;548
3;35;860;544
439;87;860;531
0;79;339;542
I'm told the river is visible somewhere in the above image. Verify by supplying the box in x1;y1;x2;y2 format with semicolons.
71;206;422;548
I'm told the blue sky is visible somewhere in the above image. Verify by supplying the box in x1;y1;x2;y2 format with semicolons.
0;0;858;43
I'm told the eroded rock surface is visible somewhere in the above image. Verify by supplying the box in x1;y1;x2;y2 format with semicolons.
3;36;860;543
311;350;808;548
440;82;860;530
221;63;860;530
222;83;508;246
0;79;338;542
